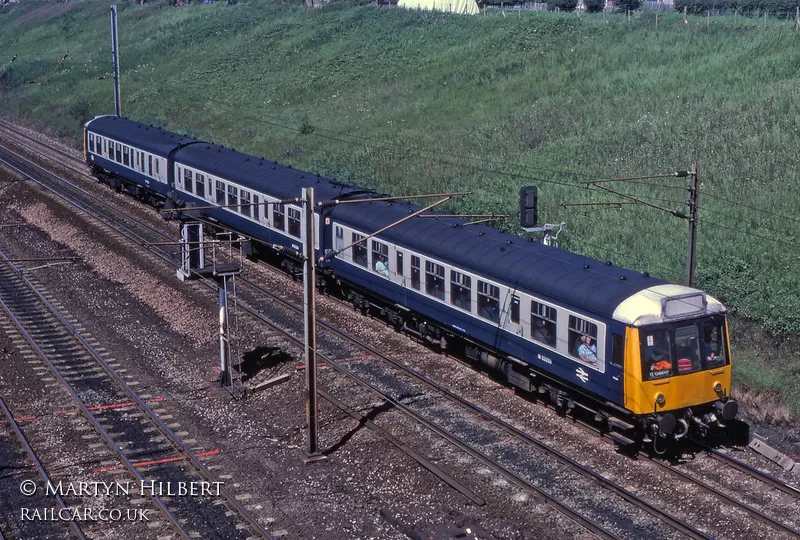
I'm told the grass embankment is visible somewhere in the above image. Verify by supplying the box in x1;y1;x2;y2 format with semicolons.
1;0;798;417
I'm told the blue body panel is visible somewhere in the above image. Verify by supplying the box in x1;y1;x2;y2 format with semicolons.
330;258;623;405
86;151;172;197
84;115;646;409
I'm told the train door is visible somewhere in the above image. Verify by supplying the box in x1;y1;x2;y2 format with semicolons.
607;333;625;400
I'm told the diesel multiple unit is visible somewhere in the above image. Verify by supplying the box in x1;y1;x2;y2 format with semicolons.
85;115;739;447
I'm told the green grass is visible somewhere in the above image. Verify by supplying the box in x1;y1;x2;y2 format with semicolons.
1;0;799;414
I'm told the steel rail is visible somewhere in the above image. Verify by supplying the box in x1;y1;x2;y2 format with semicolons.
1;126;701;539
0;146;619;538
0;255;192;540
0;249;274;540
0;396;87;540
690;438;800;498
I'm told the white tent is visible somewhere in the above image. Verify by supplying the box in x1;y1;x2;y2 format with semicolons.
397;0;480;15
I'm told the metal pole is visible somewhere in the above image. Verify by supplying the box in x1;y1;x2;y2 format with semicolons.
110;5;121;116
685;164;699;287
302;187;323;461
219;280;231;386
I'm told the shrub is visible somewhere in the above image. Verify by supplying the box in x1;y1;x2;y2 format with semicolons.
674;0;800;14
584;0;604;12
615;0;641;11
550;0;578;11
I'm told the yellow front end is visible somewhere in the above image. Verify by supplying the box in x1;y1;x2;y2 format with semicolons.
624;325;732;416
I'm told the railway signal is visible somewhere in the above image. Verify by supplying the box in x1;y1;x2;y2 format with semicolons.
518;185;538;228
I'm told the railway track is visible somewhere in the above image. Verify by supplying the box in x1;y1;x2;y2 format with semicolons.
0;396;81;540
1;120;797;538
0;248;272;540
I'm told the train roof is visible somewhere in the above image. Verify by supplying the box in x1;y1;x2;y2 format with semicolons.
174;144;362;202
85;116;198;156
330;200;669;319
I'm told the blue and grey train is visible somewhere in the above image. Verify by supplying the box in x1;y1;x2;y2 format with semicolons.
84;115;740;447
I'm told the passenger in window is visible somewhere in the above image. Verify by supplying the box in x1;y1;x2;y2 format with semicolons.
578;336;597;366
479;298;499;322
533;319;554;346
374;256;389;277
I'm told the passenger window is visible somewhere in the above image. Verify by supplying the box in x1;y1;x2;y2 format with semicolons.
351;233;367;267
371;240;389;277
253;195;260;221
155;159;160;177
184;169;193;194
240;190;251;217
674;325;701;375
273;203;285;231
568;315;599;366
227;185;239;211
335;226;344;250
477;281;500;323
88;134;95;153
148;155;153;176
123;146;129;166
611;334;624;367
425;261;445;300
510;295;520;325
196;174;205;199
176;167;182;189
396;251;404;277
410;256;421;290
641;329;672;380
450;271;471;311
701;319;727;369
288;207;301;237
531;301;557;347
115;143;121;162
216;180;225;205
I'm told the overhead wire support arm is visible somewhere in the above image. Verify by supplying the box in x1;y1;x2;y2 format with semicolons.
588;170;690;185
589;183;687;219
319;197;452;264
318;191;472;209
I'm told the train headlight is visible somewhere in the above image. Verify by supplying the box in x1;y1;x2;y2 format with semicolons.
713;381;723;393
655;393;666;407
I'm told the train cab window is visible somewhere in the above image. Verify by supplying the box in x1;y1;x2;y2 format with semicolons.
273;203;285;231
352;233;367;267
477;281;500;323
227;185;239;211
176;167;182;188
611;334;624;368
450;271;471;311
123;146;129;166
674;325;701;375
410;256;421;290
425;261;445;300
396;251;404;277
216;181;225;205
184;169;193;194
510;295;520;325
531;301;557;347
287;207;301;238
335;226;344;251
148;155;153;177
240;190;251;217
568;315;599;366
641;329;673;380
371;240;389;277
252;195;260;221
196;174;206;199
701;319;727;369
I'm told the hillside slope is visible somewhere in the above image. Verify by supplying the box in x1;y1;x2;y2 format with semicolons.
1;0;798;414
